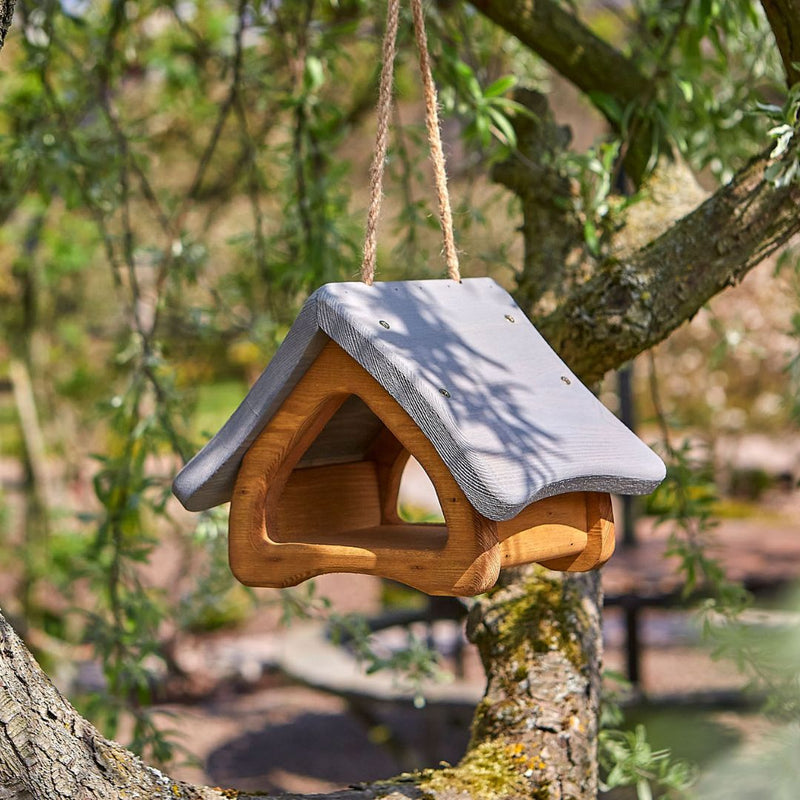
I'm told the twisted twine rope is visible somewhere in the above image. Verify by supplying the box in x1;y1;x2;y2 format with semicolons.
360;0;460;285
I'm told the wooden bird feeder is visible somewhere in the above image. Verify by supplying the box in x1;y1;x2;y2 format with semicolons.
173;278;665;596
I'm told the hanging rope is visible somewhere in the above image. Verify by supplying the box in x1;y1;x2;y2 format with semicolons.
410;0;460;282
361;0;400;285
360;0;461;285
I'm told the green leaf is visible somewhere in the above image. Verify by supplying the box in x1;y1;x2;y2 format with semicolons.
474;113;491;148
757;101;784;117
487;106;517;147
770;130;794;158
303;55;325;92
589;91;623;125
678;79;694;102
483;74;516;98
584;219;600;256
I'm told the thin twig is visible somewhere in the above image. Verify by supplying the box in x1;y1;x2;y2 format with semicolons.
647;350;673;453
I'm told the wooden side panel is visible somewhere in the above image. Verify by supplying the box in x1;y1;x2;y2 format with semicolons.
297;523;447;551
497;493;589;567
272;462;382;542
229;339;502;597
538;492;615;572
369;428;409;526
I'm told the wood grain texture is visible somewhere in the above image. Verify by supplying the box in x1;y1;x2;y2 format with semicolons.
175;278;666;518
230;339;502;596
273;461;383;542
229;341;616;595
369;427;410;526
539;493;615;572
497;492;588;566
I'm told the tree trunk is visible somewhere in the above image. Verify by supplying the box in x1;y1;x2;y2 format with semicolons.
463;570;603;800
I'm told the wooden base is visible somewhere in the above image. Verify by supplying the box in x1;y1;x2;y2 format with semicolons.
229;339;615;596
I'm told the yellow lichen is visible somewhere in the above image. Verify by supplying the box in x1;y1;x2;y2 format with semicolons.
418;739;545;800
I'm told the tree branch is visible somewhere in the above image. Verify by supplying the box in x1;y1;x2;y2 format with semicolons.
761;0;800;87
467;0;647;106
466;0;660;181
2;581;596;800
0;552;599;800
491;89;586;311
537;148;800;384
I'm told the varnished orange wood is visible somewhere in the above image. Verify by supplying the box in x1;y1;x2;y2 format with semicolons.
230;338;501;596
538;492;615;572
229;338;616;596
272;461;382;542
290;523;447;550
368;429;409;526
497;493;589;567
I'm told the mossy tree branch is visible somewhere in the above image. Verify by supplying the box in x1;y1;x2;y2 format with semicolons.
0;608;223;800
1;569;601;800
463;569;603;800
536;146;800;385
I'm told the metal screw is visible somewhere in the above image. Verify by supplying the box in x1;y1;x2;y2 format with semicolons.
379;320;390;329
439;388;451;398
504;314;515;323
561;376;572;385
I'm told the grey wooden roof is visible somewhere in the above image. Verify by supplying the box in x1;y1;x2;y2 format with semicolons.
173;278;665;520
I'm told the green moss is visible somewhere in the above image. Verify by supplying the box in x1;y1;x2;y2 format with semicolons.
418;739;548;800
468;572;593;746
490;571;589;671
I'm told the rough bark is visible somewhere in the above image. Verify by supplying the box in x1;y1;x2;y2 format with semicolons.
1;580;600;800
0;609;222;800
0;0;13;50
536;146;800;385
463;570;603;800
